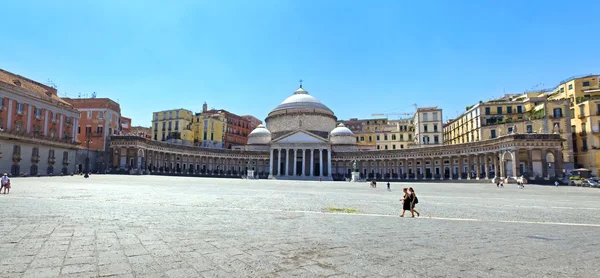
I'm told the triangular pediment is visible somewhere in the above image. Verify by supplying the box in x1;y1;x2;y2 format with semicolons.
273;131;328;144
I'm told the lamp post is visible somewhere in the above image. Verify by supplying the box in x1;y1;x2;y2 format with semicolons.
84;133;92;178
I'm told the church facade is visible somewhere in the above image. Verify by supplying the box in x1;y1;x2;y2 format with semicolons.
110;85;565;181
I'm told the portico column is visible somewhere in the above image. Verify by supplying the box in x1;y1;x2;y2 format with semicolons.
319;149;324;177
458;156;463;180
412;159;417;180
499;152;505;178
293;149;298;176
541;150;548;178
493;152;499;179
448;156;453;180
327;149;332;177
512;150;521;178
302;149;306;176
466;155;472;180
277;148;282;176
554;150;564;178
284;149;289;176
484;154;489;180
527;150;534;179
310;150;314;177
269;149;274;177
475;155;481;180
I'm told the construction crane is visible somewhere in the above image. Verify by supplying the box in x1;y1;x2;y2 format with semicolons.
371;112;413;118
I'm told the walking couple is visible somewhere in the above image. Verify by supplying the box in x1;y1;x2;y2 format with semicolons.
400;187;419;217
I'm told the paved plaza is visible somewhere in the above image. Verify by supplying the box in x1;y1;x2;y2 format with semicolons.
0;176;599;278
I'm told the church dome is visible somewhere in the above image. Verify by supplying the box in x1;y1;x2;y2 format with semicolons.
269;86;333;114
247;124;271;145
330;123;356;145
331;123;354;137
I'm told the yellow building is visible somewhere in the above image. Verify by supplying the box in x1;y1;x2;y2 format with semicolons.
444;93;574;174
338;118;388;150
547;75;600;173
152;109;194;144
193;111;226;148
375;119;414;150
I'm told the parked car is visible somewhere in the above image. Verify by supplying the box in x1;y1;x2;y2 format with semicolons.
583;179;599;187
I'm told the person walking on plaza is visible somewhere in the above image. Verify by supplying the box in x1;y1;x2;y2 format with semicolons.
409;187;420;217
400;188;413;217
1;173;10;194
387;182;390;191
555;180;559;187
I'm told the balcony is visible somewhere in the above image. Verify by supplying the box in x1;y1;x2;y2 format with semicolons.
582;146;589;152
31;155;40;162
48;157;56;164
596;111;600;116
578;114;586;119
579;131;587;136
12;153;21;162
91;132;104;137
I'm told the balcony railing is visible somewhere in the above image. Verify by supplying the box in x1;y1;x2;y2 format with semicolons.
582;146;589;152
579;131;587;136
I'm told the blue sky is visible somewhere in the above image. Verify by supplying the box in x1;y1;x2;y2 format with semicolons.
1;0;599;126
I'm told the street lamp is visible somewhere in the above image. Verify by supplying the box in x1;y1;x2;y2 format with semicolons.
84;133;92;178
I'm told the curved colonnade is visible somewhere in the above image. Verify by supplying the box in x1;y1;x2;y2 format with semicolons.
110;133;564;180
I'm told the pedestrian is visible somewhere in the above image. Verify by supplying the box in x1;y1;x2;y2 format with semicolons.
409;187;420;217
387;182;390;191
1;173;10;194
555;180;559;187
400;188;413;217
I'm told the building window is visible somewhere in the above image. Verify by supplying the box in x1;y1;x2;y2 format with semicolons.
203;132;207;140
368;136;372;142
97;126;103;134
517;106;523;113
433;124;438;132
553;108;563;118
377;145;380;150
384;135;388;140
85;126;92;134
508;127;513;133
507;106;513;114
376;135;380;141
491;130;497;139
392;134;396;140
35;108;42;119
583;81;590;87
423;113;428;121
568;84;573;90
400;145;404;149
433;112;438;121
17;103;24;115
98;111;104;119
570;109;575;118
384;145;388;150
496;107;502;114
360;136;364;141
526;125;533;133
392;144;396;150
434;135;439;144
579;105;585;117
582;138;588;151
400;134;404;140
485;107;490;115
87;111;92;118
424;125;428;132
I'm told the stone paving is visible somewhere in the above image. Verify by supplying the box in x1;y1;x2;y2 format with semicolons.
1;175;599;278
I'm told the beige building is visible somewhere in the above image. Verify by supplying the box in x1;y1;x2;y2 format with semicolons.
444;92;575;175
414;107;443;147
547;75;600;173
375;119;414;150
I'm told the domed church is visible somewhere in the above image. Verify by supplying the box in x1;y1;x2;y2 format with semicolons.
246;84;357;180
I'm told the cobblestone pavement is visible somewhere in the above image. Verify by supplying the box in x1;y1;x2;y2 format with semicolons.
1;175;599;278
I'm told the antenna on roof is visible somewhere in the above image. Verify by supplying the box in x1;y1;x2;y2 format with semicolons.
46;79;57;89
91;92;97;98
78;92;81;98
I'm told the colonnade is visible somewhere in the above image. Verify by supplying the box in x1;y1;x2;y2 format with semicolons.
331;148;564;180
269;148;331;177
